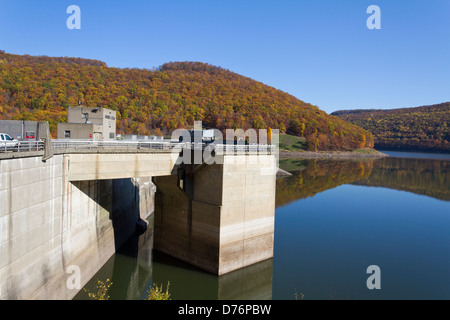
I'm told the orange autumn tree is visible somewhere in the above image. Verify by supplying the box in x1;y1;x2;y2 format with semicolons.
0;51;374;151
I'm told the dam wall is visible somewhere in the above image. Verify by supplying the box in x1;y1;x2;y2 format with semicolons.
0;155;155;299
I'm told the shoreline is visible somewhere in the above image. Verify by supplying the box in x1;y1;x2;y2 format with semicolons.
279;149;389;159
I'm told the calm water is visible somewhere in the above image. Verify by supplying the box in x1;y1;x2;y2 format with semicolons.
75;152;450;300
378;150;450;160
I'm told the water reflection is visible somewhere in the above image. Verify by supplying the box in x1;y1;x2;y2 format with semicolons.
76;154;449;300
151;253;273;300
277;159;373;207
277;156;449;206
75;215;273;300
74;218;154;300
273;184;450;299
354;157;449;201
274;155;450;300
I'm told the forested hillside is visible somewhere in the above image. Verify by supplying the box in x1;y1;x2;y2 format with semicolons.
0;51;374;151
332;103;450;152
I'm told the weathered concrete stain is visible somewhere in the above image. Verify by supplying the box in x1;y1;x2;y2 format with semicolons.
0;151;276;299
153;154;277;276
0;154;159;299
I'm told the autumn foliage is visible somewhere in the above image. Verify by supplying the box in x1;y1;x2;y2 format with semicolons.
332;103;450;153
0;51;373;150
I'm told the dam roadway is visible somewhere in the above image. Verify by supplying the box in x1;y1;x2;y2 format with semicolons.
0;140;277;299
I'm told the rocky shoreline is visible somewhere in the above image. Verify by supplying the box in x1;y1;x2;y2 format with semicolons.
279;149;389;159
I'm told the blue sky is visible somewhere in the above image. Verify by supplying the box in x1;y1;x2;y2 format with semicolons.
0;0;449;113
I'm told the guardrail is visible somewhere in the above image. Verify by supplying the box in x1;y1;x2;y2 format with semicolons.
51;139;184;151
0;139;277;155
0;141;45;153
190;143;276;154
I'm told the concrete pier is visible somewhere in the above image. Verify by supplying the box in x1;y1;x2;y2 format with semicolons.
0;149;277;299
153;154;277;275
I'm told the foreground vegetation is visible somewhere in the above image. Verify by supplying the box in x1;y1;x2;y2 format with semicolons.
332;103;450;153
0;51;373;151
83;279;171;300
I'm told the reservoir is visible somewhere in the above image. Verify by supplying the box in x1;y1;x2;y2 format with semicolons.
75;152;450;300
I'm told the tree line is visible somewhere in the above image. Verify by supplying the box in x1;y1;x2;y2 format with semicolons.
0;51;373;151
332;103;450;153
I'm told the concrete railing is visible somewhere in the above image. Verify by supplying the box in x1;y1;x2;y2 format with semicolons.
51;139;183;151
0;139;277;155
0;140;45;153
192;143;277;155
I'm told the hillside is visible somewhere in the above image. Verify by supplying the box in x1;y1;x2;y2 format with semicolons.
332;103;450;153
279;134;307;151
0;51;374;151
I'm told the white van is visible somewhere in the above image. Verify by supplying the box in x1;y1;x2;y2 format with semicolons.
0;133;19;149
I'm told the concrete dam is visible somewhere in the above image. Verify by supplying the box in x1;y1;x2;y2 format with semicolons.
0;142;277;299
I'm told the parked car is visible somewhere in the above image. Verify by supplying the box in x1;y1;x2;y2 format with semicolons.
0;133;19;150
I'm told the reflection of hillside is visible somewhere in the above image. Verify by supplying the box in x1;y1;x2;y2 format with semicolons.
276;158;450;207
354;157;450;201
276;160;374;207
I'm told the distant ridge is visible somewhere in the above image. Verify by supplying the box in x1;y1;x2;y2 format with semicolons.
332;102;450;153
